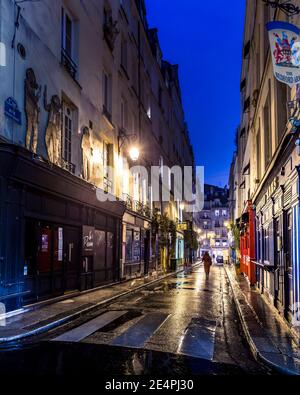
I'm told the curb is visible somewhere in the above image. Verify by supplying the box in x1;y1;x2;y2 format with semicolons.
224;265;299;376
0;264;198;344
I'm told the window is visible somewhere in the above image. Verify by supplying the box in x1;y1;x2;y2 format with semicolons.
103;70;112;119
276;81;288;144
222;210;227;217
286;212;292;268
146;94;151;119
132;113;138;135
132;55;138;92
61;8;77;78
120;97;128;129
264;84;272;167
121;37;127;71
158;85;162;107
240;78;246;91
103;142;114;193
62;101;73;167
243;96;250;112
256;127;261;180
243;40;250;58
215;210;220;217
263;227;269;263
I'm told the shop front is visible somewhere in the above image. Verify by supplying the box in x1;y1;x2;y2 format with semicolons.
255;167;300;324
122;212;152;279
239;201;256;285
0;143;125;312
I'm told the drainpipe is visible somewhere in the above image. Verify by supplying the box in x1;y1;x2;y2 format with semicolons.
0;0;6;67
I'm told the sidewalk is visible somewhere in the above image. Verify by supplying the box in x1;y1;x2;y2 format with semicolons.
0;265;195;344
225;265;300;375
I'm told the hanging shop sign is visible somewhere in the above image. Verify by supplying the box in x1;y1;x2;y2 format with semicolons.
266;21;300;87
177;222;188;231
4;97;21;124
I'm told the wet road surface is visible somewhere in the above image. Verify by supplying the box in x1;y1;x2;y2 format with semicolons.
0;266;275;376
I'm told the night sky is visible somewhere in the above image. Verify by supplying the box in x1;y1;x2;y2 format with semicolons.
146;0;246;187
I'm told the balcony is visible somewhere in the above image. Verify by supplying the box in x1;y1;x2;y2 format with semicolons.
102;105;113;125
61;48;77;80
61;157;76;174
104;176;113;194
122;193;151;218
103;18;119;51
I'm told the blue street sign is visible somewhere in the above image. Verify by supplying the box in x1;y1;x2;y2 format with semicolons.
4;97;21;124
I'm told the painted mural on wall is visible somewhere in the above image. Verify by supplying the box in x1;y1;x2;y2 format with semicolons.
44;86;62;165
25;68;41;153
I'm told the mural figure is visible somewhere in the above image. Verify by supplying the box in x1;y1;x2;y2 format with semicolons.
44;86;62;165
81;126;93;181
25;68;41;153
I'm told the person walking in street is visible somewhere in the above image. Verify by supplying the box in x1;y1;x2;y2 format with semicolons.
202;252;212;280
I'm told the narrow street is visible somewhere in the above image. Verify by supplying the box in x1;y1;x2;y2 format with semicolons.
0;265;272;376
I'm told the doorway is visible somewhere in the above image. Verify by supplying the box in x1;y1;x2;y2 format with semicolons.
24;220;80;304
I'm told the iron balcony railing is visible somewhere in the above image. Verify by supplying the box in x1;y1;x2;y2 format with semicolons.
122;193;151;218
104;176;113;194
61;47;77;80
61;157;76;174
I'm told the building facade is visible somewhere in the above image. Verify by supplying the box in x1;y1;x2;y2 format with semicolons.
195;184;229;263
230;0;300;329
0;0;194;312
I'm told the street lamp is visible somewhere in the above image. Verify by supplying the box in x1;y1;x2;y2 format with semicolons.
118;128;140;162
179;202;185;211
262;0;300;16
128;146;140;162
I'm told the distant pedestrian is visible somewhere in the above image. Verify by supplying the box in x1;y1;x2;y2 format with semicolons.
202;252;212;280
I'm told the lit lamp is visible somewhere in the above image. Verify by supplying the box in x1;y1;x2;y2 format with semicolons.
197;229;202;234
179;202;185;211
118;128;140;162
129;146;140;162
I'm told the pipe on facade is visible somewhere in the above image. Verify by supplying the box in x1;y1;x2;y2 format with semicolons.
0;0;6;67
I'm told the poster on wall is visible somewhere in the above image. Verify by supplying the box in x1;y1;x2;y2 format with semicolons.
266;21;300;87
82;226;95;256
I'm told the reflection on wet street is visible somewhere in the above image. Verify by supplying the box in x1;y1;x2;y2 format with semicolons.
0;266;273;376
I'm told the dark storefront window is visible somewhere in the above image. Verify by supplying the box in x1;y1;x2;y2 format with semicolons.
133;231;141;262
287;212;293;268
126;230;133;262
263;227;269;262
125;228;141;263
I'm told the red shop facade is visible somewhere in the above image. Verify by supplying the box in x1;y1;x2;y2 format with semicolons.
238;200;256;285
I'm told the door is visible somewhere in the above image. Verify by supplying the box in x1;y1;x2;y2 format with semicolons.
106;232;114;282
94;230;106;286
284;211;293;321
63;227;80;293
275;217;283;309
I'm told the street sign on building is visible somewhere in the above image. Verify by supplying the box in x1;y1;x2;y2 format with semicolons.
4;97;21;124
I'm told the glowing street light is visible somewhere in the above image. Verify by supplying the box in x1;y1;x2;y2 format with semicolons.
128;146;140;162
179;202;185;211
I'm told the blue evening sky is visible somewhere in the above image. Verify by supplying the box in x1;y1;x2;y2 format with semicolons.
146;0;246;187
